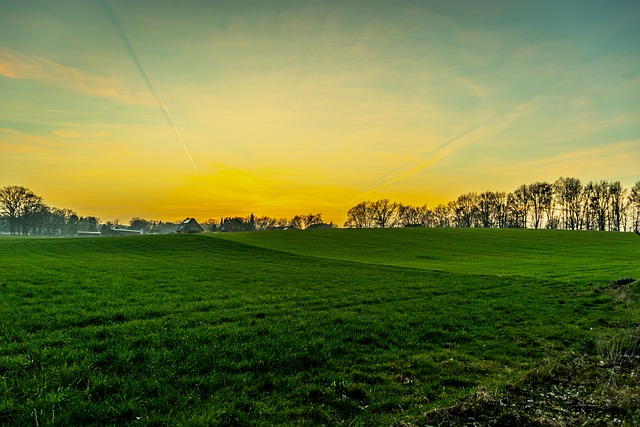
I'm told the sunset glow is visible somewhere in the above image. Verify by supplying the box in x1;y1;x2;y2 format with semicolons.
1;0;639;224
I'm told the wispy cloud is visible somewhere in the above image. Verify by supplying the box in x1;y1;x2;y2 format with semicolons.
0;128;57;152
496;141;640;186
0;47;151;105
52;130;111;139
0;128;111;156
455;76;491;100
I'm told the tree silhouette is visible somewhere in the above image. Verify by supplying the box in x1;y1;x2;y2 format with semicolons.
372;199;399;228
344;201;374;228
0;186;43;235
630;181;640;234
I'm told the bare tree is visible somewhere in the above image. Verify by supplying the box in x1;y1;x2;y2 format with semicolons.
397;204;414;227
47;207;66;235
553;177;583;230
478;191;507;228
477;192;494;228
371;199;399;228
52;208;79;236
20;194;45;235
629;181;640;233
510;185;530;228
304;213;324;228
288;213;322;230
608;181;625;232
0;186;40;235
493;192;508;228
289;215;304;229
453;193;477;228
585;181;611;231
433;204;451;227
259;217;289;230
416;204;435;227
397;204;432;227
30;203;51;235
254;216;276;231
344;201;374;228
0;186;46;235
130;217;152;233
78;216;100;232
220;216;254;232
527;182;553;229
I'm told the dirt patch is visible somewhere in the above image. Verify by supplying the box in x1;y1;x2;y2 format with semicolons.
609;278;637;290
418;279;640;427
420;353;639;426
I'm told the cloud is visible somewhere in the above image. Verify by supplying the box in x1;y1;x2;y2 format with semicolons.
0;128;57;151
0;47;152;105
506;141;640;185
569;97;591;108
456;76;490;100
0;128;111;158
52;130;112;139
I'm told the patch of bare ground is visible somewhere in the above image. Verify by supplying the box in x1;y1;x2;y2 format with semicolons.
416;279;640;427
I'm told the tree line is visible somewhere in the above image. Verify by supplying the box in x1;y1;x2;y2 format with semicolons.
0;186;98;236
126;213;334;233
344;177;640;232
215;213;334;232
2;178;639;236
0;185;335;235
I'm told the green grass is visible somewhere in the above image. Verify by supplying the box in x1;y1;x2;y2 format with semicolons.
217;227;640;282
0;229;638;426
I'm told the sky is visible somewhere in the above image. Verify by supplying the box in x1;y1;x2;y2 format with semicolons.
1;0;639;224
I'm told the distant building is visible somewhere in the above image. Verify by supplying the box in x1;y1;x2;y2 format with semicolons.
306;223;335;230
151;222;181;234
109;228;144;236
175;218;204;234
77;231;103;237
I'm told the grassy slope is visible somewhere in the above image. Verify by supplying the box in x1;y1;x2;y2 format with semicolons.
216;227;640;282
0;229;638;426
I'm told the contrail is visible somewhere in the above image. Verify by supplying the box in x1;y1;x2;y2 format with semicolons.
103;0;199;174
340;105;530;208
339;155;445;208
339;126;479;208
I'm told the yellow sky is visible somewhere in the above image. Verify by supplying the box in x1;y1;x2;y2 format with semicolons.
1;1;639;224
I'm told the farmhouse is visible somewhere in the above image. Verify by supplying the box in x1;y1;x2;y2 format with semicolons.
175;218;204;234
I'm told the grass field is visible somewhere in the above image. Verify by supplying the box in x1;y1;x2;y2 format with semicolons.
1;228;639;426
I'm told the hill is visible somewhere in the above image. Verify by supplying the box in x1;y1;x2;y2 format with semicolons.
0;229;638;425
217;227;640;282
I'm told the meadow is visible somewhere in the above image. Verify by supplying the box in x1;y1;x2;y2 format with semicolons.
0;228;638;426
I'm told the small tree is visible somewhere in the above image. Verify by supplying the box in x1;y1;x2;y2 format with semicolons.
79;216;100;232
201;218;219;232
130;217;152;233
